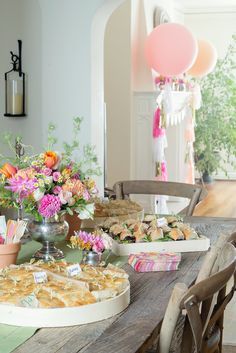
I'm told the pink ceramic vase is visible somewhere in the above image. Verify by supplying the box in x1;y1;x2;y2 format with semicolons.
0;242;21;269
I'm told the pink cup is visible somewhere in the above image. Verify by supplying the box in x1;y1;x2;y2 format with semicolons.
0;242;21;269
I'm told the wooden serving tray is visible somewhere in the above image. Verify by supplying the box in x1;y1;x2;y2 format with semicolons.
0;285;130;327
111;235;210;256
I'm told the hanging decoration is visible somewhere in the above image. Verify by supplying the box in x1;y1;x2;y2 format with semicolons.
145;23;198;76
184;106;195;184
155;76;193;127
152;76;201;213
145;22;216;212
152;105;169;214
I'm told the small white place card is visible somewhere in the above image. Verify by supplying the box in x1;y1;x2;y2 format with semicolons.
156;217;168;227
20;293;39;308
0;215;6;239
33;271;48;284
67;264;82;277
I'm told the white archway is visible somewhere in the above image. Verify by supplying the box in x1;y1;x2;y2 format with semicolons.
90;0;126;194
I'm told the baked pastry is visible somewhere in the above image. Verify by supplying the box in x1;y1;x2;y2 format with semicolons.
182;226;199;240
143;215;156;223
168;228;184;241
149;228;163;241
120;229;133;241
134;231;146;243
103;215;200;244
94;199;142;217
0;262;129;308
35;262;129;300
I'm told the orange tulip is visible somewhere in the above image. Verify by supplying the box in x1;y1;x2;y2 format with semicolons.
0;163;17;178
43;151;58;169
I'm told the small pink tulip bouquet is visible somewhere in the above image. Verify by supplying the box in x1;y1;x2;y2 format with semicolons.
70;230;112;254
0;117;101;221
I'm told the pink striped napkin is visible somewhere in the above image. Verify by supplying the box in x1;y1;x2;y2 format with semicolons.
128;252;181;272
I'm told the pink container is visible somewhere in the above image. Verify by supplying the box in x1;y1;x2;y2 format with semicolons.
128;252;181;272
0;242;21;269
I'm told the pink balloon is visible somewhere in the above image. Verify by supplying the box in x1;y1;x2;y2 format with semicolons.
145;23;198;77
188;39;217;77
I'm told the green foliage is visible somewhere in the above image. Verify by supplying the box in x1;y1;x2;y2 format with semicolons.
194;34;236;176
0;133;34;169
60;116;102;177
46;122;57;150
1;117;101;178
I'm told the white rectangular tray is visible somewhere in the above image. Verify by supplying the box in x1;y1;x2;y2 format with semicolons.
112;235;210;256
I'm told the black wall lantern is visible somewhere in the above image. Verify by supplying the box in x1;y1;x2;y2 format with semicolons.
4;40;26;117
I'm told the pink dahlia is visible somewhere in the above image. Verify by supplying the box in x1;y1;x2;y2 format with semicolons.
38;194;62;218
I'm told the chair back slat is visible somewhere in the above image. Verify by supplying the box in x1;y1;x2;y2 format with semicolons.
180;243;236;353
113;180;207;216
158;242;236;353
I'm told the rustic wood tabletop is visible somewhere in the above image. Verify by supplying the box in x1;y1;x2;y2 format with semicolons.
12;216;236;353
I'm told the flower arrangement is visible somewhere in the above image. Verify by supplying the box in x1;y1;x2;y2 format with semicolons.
0;117;101;221
155;75;193;91
70;230;112;254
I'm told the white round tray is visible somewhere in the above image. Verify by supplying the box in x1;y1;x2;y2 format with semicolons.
0;285;130;327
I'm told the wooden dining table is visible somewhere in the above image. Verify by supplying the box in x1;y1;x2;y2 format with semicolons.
10;216;236;353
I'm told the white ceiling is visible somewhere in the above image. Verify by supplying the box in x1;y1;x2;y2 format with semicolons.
174;0;236;12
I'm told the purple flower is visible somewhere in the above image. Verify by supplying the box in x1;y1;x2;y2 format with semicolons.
66;162;74;170
83;189;90;201
53;186;62;194
52;172;61;182
38;194;62;218
77;230;91;244
74;230;108;253
72;172;80;180
5;176;38;202
41;168;52;176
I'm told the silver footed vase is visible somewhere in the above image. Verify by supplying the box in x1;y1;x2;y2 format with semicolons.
28;216;69;261
81;250;102;266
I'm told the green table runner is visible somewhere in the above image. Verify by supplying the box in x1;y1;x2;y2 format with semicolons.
17;239;126;267
0;325;37;353
0;240;126;353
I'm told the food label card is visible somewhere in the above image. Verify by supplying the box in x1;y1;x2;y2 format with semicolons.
20;293;39;308
33;271;48;283
67;264;82;277
156;217;168;227
0;215;6;238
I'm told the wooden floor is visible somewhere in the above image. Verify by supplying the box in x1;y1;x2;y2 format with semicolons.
194;180;236;217
223;346;236;353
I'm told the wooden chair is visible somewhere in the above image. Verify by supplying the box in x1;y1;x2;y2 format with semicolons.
113;180;207;216
154;242;236;353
